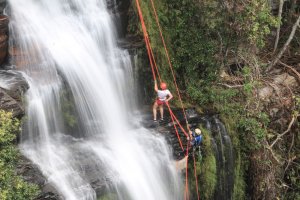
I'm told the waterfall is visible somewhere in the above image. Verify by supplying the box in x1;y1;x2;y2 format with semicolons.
203;116;234;200
7;0;182;199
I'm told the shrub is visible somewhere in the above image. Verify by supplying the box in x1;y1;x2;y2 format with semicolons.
0;110;39;200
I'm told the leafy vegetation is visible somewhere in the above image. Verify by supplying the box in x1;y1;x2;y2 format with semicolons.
0;110;39;200
197;128;217;199
130;0;299;199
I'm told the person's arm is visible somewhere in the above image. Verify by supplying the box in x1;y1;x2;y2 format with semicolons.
154;80;158;92
165;92;173;102
189;130;193;138
188;130;193;140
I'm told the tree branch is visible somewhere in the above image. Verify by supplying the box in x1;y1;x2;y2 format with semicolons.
278;61;300;82
273;0;284;53
217;83;243;88
270;114;298;148
267;15;300;72
284;133;295;175
266;140;282;164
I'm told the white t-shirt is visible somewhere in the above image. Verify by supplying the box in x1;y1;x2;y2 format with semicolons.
157;89;171;101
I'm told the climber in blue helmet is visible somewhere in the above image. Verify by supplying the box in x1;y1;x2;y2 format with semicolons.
189;128;203;148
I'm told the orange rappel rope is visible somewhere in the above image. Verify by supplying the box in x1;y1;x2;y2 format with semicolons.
134;0;198;200
167;103;184;151
135;0;159;82
135;0;184;152
148;1;203;199
185;142;190;200
149;0;189;128
135;0;185;147
193;153;200;200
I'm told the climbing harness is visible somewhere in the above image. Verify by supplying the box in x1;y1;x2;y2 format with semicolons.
134;0;201;199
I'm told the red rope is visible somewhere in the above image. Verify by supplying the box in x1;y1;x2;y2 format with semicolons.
185;142;189;200
136;0;195;200
135;0;162;82
149;0;189;128
135;0;186;150
145;38;157;80
135;0;191;136
167;105;189;138
167;104;184;151
146;37;162;82
193;153;200;200
135;0;156;81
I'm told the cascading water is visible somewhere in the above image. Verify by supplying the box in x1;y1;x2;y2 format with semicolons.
203;116;234;200
7;0;182;199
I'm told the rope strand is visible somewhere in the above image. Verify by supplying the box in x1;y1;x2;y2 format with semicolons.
134;2;199;200
149;0;189;127
193;153;200;200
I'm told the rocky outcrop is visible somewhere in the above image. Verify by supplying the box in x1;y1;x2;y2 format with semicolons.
0;14;8;65
17;156;62;200
0;0;5;14
107;0;131;38
0;70;28;117
258;73;298;101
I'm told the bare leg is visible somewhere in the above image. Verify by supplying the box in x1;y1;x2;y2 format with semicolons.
159;105;164;119
153;101;158;120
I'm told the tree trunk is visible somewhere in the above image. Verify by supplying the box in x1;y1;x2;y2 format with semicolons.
273;0;284;53
289;0;297;19
266;15;300;72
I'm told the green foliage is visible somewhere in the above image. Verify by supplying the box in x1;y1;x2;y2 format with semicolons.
198;128;217;199
131;0;277;105
203;0;278;47
238;116;268;150
0;111;19;145
232;152;245;199
235;0;278;47
60;89;79;129
293;95;300;116
130;0;220;105
98;193;118;200
129;0;284;197
0;110;39;200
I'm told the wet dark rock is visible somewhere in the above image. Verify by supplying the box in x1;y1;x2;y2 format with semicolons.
0;70;28;117
0;87;24;116
0;0;6;15
17;156;62;200
0;14;8;65
16;141;114;200
35;192;61;200
17;156;46;186
0;70;29;98
117;35;144;50
107;0;131;38
141;108;234;200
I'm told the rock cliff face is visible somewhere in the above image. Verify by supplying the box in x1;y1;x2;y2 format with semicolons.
0;11;18;114
0;0;6;14
0;70;28;117
0;14;8;62
108;0;131;38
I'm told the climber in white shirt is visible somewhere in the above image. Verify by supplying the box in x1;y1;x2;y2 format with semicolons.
153;80;173;121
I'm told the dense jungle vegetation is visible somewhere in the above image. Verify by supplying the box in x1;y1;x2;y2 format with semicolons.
128;0;300;199
0;111;39;200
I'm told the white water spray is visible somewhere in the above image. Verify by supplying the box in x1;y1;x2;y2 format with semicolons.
8;0;182;199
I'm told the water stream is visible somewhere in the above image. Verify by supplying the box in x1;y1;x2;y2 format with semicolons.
7;0;182;199
203;116;234;200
